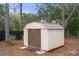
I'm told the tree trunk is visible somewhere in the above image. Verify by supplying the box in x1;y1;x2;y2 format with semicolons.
20;3;23;46
20;3;23;31
61;4;65;28
5;3;9;41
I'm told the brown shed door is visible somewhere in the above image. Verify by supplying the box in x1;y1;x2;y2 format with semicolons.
28;29;41;49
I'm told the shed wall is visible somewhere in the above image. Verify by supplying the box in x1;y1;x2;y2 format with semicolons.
23;29;28;47
41;29;48;50
23;29;48;50
47;30;64;50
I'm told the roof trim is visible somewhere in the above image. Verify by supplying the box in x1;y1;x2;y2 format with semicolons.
24;22;64;30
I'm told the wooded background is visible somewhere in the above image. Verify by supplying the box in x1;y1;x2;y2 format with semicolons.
0;3;79;40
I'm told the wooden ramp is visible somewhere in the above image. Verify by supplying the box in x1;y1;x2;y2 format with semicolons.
25;46;40;52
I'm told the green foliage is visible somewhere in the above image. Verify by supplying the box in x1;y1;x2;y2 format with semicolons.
0;3;79;36
10;13;20;31
66;16;79;36
0;4;5;16
8;35;16;45
9;13;37;30
37;3;76;22
37;3;79;36
22;13;37;27
0;4;5;30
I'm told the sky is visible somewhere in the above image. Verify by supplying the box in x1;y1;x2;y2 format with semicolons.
9;3;38;14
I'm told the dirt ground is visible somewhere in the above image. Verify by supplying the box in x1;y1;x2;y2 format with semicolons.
0;36;79;56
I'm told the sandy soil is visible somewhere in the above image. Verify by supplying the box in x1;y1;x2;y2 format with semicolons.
0;36;79;56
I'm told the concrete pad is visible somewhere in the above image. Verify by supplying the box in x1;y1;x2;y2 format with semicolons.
69;49;77;55
20;46;27;49
35;50;46;54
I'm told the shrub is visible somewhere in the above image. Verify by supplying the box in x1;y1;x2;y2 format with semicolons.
8;35;16;45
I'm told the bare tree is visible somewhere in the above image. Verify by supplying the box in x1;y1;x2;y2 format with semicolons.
61;4;65;28
57;4;76;29
13;3;19;14
64;7;76;29
5;3;9;41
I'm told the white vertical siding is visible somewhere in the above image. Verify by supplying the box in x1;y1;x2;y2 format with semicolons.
23;29;28;47
41;29;48;50
23;22;64;51
47;30;64;50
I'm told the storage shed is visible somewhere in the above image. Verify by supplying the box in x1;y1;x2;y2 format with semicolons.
23;22;64;51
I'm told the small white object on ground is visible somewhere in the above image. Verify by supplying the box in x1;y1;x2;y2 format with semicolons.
35;50;46;54
20;46;27;49
69;49;77;55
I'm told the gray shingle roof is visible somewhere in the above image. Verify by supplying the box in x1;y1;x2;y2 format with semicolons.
40;23;64;30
